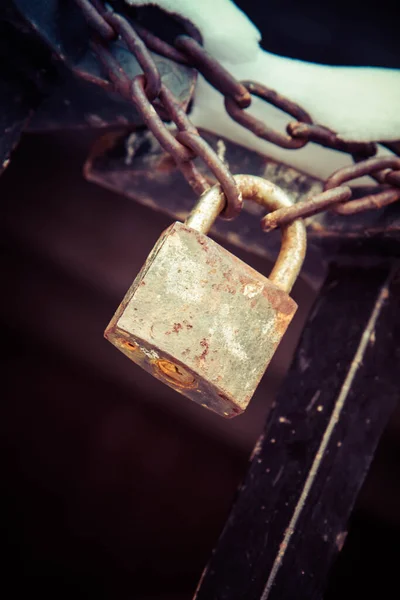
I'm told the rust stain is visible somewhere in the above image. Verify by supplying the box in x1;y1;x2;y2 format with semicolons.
185;227;211;252
216;394;242;419
205;255;218;267
166;321;193;335
211;282;236;295
198;238;209;251
262;283;295;316
165;322;183;335
154;358;197;389
120;339;138;352
274;310;293;339
199;337;210;360
223;269;233;280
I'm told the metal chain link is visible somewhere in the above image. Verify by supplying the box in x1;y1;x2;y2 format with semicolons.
76;0;400;228
80;0;243;218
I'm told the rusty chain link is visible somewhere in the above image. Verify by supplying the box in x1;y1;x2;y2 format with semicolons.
174;35;252;108
225;80;313;150
79;0;243;218
76;0;400;228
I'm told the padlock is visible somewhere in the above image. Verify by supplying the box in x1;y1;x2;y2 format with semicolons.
105;174;306;418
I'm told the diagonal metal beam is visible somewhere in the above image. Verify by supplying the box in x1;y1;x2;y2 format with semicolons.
194;263;400;600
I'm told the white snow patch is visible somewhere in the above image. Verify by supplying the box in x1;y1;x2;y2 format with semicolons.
126;0;400;177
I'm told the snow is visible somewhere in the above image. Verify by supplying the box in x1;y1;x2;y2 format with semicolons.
127;0;400;177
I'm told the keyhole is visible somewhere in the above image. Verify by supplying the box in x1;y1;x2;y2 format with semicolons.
154;359;197;389
120;340;138;352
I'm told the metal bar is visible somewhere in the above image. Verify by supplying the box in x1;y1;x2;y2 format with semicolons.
194;263;400;599
84;128;327;290
84;129;400;261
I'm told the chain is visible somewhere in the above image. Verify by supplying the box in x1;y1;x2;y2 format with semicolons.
76;0;400;228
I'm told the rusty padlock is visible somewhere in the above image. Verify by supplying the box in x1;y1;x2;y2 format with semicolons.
105;174;306;418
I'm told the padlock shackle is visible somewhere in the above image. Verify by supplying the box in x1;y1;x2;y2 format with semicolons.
185;174;307;294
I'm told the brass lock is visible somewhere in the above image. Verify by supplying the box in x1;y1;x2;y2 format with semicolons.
105;175;306;418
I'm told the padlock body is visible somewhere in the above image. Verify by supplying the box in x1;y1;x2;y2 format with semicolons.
105;222;297;417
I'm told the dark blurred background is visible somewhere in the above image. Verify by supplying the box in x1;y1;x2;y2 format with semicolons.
1;1;399;598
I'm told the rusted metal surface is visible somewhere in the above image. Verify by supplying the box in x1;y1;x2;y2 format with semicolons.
177;132;243;219
134;23;189;65
131;77;193;162
84;128;400;259
73;0;242;216
130;76;242;217
85;128;326;287
131;76;241;212
131;78;242;217
185;175;306;293
69;0;399;223
325;156;400;214
102;9;162;101
171;32;382;165
171;29;381;161
263;179;400;229
175;36;251;108
325;156;400;188
169;26;380;161
74;0;115;40
331;187;400;215
287;123;377;157
106;176;305;417
10;0;400;221
262;187;352;232
73;0;227;205
105;218;298;418
225;80;312;150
